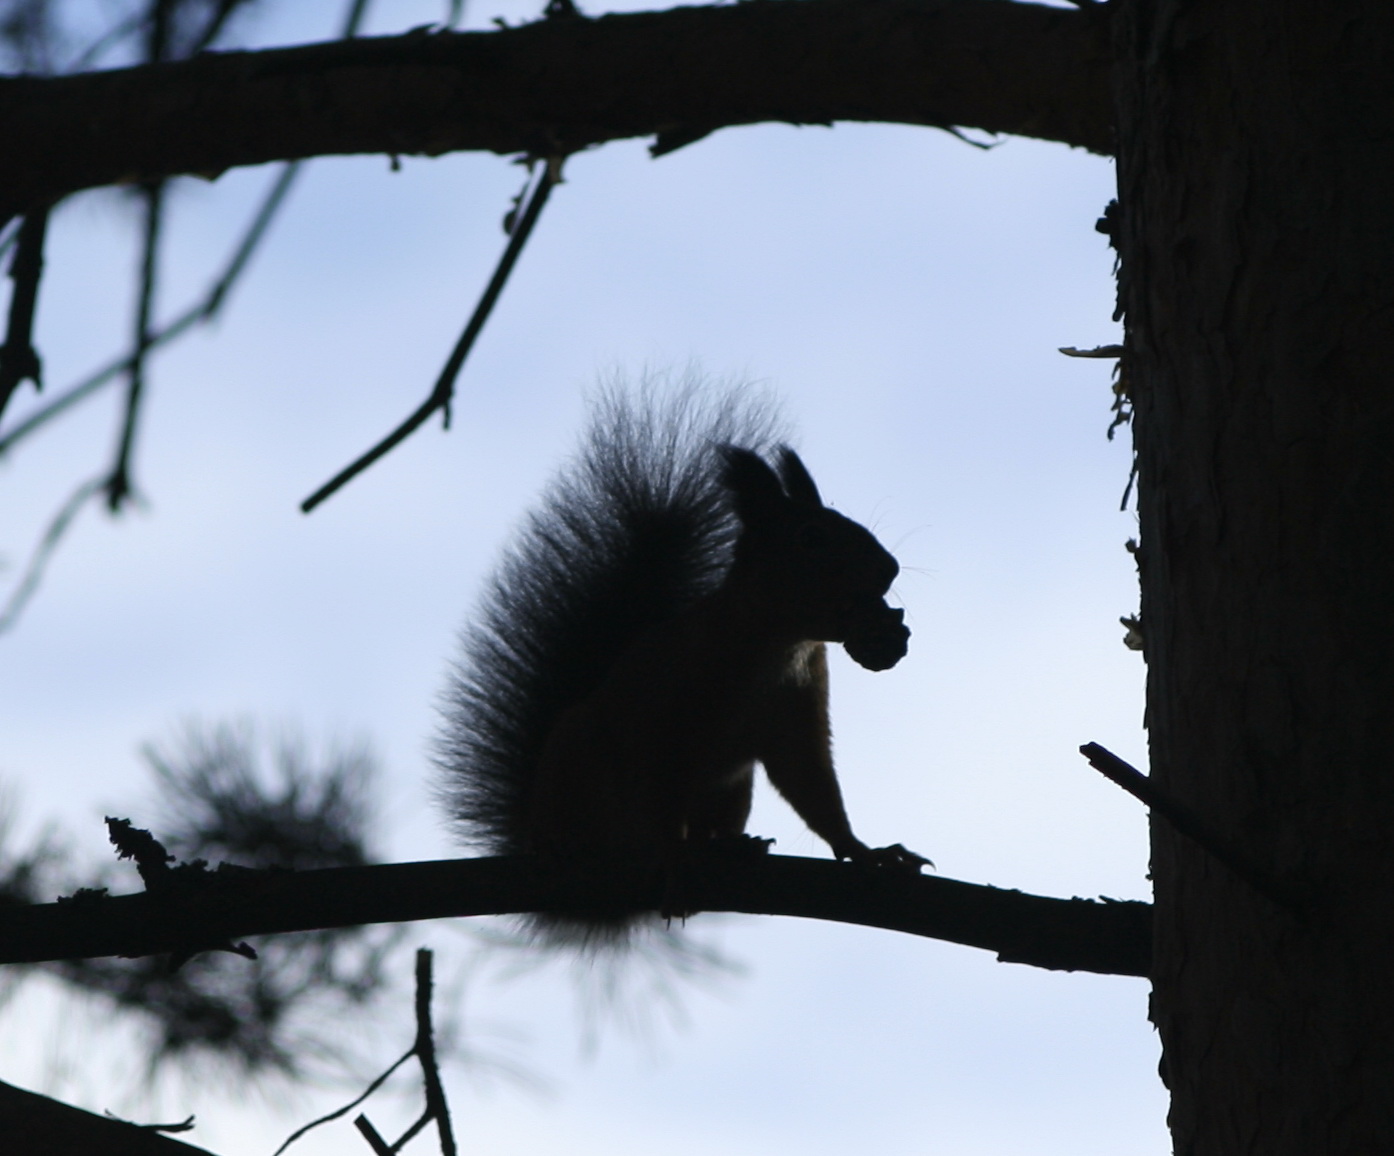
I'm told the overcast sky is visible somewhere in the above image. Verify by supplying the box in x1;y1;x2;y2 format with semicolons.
0;2;1167;1152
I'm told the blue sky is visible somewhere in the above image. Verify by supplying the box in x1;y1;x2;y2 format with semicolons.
0;2;1167;1151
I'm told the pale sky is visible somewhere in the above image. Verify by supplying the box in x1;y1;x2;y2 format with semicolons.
0;2;1167;1152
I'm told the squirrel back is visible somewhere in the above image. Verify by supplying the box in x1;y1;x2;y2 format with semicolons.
437;383;924;948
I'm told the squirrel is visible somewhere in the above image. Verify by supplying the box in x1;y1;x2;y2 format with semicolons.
436;383;927;947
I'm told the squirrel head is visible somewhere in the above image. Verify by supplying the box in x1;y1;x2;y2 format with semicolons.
720;445;909;671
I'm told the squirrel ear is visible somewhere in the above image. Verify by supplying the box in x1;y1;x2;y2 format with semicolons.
721;445;788;524
776;447;824;508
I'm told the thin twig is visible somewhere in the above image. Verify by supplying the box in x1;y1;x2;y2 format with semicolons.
300;155;564;514
0;0;374;638
105;179;165;511
1079;742;1306;916
148;0;176;65
67;12;146;71
352;1114;394;1155
112;0;177;510
190;0;258;55
384;1108;434;1151
110;0;174;518
271;1047;416;1156
0;0;373;461
275;947;455;1155
0;205;51;420
1058;344;1124;358
0;476;104;635
415;948;457;1156
355;949;457;1155
345;0;375;36
1118;457;1138;512
1;306;197;457
0;217;22;258
0;160;302;459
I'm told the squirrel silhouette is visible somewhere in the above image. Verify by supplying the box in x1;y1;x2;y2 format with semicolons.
437;384;926;947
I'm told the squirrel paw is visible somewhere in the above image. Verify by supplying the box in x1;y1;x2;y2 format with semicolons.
661;835;777;920
839;840;934;873
704;833;776;860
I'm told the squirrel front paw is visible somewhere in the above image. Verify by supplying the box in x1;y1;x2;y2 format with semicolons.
837;839;933;872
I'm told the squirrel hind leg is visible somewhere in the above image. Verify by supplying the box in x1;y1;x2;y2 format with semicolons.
683;762;756;843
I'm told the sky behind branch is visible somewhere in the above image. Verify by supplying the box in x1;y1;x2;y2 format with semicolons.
0;2;1164;1152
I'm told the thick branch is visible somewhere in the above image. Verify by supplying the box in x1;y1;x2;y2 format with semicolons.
0;852;1150;976
0;0;1111;218
0;1079;214;1156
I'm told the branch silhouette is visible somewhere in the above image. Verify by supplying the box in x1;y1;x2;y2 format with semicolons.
300;155;562;513
1;0;1111;218
0;851;1150;977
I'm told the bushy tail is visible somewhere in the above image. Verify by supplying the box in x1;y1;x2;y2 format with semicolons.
436;381;781;929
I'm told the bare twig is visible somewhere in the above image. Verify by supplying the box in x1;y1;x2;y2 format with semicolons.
1058;344;1124;358
352;1114;394;1154
68;12;147;72
0;205;51;420
0;159;301;459
189;0;259;56
104;178;165;512
345;0;375;36
0;0;373;462
103;1111;197;1134
112;2;183;501
276;948;456;1155
0;475;104;635
1118;457;1138;511
0;0;376;638
414;948;457;1156
1079;742;1306;917
300;155;564;514
0;217;21;258
272;1047;415;1155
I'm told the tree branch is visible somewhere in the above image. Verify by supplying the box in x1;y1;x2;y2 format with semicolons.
0;851;1150;977
1080;742;1307;918
0;1078;215;1156
104;178;166;512
0;0;1112;219
299;156;562;513
0;206;50;419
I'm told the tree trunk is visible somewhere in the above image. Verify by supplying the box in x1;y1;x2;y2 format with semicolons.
1114;2;1394;1151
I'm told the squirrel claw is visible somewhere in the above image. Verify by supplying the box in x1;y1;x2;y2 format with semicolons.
842;841;933;873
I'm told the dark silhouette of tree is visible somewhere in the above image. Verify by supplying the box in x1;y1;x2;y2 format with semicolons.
3;2;1392;1153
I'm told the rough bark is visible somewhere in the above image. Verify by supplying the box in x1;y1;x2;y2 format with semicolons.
0;0;1111;220
1114;2;1394;1152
